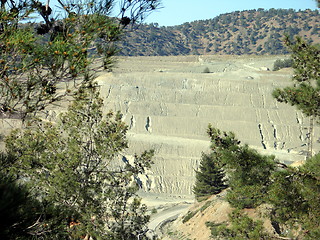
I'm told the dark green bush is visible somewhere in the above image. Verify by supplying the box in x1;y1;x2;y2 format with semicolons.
208;209;271;240
182;211;198;223
273;58;294;71
202;67;211;73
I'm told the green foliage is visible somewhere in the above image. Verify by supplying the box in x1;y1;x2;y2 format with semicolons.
193;152;227;201
268;154;320;239
203;126;319;238
4;84;154;239
273;58;294;71
200;200;214;212
182;210;198;223
0;163;40;239
182;200;213;223
226;184;266;209
273;37;320;117
269;169;309;223
208;209;271;240
225;146;276;208
1;1;160;237
0;0;160;118
203;126;276;208
0;153;74;239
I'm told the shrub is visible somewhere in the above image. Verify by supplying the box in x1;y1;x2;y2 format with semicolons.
182;211;198;223
273;58;294;71
208;209;271;239
202;67;211;73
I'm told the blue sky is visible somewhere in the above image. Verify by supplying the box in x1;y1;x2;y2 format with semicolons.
143;0;319;26
48;0;319;26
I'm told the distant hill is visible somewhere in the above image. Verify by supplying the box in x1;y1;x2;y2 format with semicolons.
117;8;320;56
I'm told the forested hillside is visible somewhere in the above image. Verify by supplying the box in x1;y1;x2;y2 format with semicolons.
118;8;320;56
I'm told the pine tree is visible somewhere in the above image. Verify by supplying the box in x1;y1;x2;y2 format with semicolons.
272;36;320;118
207;2;320;238
0;154;41;239
266;154;320;239
1;1;160;238
0;152;72;239
0;0;160;119
193;152;227;201
5;83;154;239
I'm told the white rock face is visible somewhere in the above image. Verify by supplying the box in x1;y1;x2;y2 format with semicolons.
96;55;320;197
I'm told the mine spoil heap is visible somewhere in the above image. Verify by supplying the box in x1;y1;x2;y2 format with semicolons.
1;55;317;197
94;55;319;197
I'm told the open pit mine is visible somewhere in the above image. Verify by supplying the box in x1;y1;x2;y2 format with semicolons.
95;55;320;198
1;55;319;200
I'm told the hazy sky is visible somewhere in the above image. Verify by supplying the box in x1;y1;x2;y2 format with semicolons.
144;0;319;26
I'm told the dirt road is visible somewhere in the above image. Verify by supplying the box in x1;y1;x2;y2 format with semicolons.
147;203;191;238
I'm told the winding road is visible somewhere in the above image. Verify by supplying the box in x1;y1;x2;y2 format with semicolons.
147;203;191;238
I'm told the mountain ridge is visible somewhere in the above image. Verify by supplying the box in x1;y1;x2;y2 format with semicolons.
117;8;320;56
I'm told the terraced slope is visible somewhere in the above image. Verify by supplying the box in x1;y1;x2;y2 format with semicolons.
96;55;320;196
